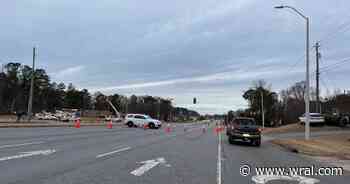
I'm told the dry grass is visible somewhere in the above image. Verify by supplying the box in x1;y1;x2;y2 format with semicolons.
272;133;350;159
263;123;343;134
0;115;16;120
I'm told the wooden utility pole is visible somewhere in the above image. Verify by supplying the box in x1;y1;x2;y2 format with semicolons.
315;42;320;113
27;47;35;119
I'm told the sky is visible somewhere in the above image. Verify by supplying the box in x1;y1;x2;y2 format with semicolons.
1;0;350;114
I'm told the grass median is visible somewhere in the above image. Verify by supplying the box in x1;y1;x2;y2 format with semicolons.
271;133;350;159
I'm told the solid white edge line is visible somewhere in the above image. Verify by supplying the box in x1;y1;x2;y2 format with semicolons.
217;132;222;184
0;141;45;149
96;147;131;158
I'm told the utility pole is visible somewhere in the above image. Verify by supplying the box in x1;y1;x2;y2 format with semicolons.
261;91;265;129
315;42;320;113
157;98;161;119
27;47;35;119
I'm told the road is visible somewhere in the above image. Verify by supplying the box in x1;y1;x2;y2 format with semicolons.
0;122;348;184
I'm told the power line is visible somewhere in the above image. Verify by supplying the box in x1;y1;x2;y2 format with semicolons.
319;17;350;44
319;57;350;72
323;73;337;90
319;77;330;96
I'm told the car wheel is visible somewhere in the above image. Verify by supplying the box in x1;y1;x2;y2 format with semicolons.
340;117;349;127
127;121;134;128
149;122;155;129
254;139;261;147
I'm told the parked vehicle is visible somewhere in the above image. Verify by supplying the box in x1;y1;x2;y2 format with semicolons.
226;117;261;147
124;114;162;129
299;113;325;125
324;112;350;127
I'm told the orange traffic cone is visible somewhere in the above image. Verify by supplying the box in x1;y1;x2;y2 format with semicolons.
107;120;113;129
143;124;148;130
75;119;81;128
165;123;171;133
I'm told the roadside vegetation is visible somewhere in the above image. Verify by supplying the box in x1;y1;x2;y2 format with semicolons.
0;62;199;121
227;79;350;127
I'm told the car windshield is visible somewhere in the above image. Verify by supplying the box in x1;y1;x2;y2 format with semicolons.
1;1;349;184
236;119;256;126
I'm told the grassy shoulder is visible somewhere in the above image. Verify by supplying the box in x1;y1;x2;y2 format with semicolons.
271;133;350;159
263;123;346;134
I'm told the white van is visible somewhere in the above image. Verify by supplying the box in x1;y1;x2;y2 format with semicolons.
124;114;162;129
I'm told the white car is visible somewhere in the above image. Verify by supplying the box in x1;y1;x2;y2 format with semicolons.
124;114;162;129
299;113;325;125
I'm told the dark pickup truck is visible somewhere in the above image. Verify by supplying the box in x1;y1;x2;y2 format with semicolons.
226;117;261;147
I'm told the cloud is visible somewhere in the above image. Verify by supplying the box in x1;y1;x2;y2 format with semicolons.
88;62;300;92
2;0;350;114
52;65;85;79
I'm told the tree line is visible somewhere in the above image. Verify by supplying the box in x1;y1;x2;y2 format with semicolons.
228;79;350;126
0;62;199;121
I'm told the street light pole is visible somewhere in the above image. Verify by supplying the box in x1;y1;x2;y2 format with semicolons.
274;5;310;140
305;17;310;140
261;91;265;129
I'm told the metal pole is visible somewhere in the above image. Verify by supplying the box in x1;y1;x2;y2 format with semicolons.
126;98;128;114
315;42;320;113
158;98;160;119
27;47;35;120
274;5;311;140
305;18;310;140
261;91;265;129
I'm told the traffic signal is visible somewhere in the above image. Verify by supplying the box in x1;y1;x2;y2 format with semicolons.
193;97;197;104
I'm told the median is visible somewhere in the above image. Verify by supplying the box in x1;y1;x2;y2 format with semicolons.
271;133;350;159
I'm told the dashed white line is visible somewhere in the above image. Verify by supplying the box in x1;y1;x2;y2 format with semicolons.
0;149;56;162
217;132;222;184
0;141;45;149
96;146;131;158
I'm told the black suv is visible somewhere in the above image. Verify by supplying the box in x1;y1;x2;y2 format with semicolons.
226;117;261;146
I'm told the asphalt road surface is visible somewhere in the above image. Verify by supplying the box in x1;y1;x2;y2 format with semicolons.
0;122;348;184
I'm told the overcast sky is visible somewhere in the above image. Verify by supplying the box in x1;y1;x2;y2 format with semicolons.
1;0;350;114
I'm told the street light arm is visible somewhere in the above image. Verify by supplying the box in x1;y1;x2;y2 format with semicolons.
275;5;307;20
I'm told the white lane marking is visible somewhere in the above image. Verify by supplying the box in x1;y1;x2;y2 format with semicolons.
252;175;320;184
0;141;45;149
131;157;168;176
217;131;222;184
0;149;56;162
96;147;131;158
